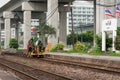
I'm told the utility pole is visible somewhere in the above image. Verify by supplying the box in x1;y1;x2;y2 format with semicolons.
70;2;74;49
80;24;83;43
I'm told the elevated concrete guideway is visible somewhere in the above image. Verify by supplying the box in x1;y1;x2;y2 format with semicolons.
0;0;95;49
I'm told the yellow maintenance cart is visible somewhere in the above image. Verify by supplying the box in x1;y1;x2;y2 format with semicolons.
27;45;44;57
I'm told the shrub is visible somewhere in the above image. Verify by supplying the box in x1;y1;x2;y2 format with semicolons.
82;30;93;43
115;27;120;50
74;41;85;51
9;38;19;49
67;30;93;45
55;43;65;50
51;43;65;52
95;35;112;51
1;41;4;46
50;46;57;52
95;35;102;50
117;27;120;35
115;36;120;50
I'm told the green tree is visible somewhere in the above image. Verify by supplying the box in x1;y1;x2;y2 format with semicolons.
38;22;56;45
38;23;56;36
67;30;93;45
117;27;120;35
9;38;19;49
115;27;120;50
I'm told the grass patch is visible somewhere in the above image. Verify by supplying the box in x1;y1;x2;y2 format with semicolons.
109;52;120;57
17;49;24;52
91;52;103;56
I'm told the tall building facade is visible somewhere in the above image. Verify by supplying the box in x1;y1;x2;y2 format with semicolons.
67;1;94;35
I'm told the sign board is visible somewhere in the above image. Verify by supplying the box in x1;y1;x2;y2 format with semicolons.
102;18;117;31
102;18;117;52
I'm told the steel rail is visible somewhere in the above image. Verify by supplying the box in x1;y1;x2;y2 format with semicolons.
0;58;73;80
41;57;120;74
0;60;39;80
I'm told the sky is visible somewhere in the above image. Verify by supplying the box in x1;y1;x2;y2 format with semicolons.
0;0;10;8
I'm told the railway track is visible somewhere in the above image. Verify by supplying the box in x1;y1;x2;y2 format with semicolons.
41;57;120;74
2;52;120;79
9;52;120;74
0;58;73;80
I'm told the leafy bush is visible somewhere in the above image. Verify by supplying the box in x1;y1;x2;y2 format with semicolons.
67;30;93;45
117;27;120;35
106;37;112;50
95;35;102;50
67;34;76;45
115;36;120;50
82;30;93;43
74;41;85;51
95;35;112;51
51;43;65;52
115;27;120;50
1;41;4;46
9;38;19;49
50;46;57;52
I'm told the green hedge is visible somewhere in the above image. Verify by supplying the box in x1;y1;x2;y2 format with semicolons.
9;38;19;49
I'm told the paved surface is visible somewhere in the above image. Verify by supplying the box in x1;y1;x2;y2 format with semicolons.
45;52;120;61
0;70;21;80
45;52;120;68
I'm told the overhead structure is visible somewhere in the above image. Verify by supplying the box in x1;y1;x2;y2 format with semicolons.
0;0;98;49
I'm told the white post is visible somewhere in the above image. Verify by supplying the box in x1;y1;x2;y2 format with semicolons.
112;30;116;52
102;31;106;52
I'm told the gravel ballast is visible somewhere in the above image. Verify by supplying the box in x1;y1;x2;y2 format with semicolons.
1;55;120;80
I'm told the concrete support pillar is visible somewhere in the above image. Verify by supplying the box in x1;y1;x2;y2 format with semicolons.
3;11;14;49
23;11;31;49
47;0;59;46
4;19;11;49
0;18;4;48
59;12;67;45
0;23;1;46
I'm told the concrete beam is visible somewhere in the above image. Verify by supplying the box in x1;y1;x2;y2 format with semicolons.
32;12;46;20
3;11;14;19
22;2;47;11
0;0;25;17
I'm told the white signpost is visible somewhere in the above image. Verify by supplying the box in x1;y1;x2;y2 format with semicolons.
102;18;117;52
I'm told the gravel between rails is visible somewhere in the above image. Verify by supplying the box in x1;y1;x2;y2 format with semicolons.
1;55;120;80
